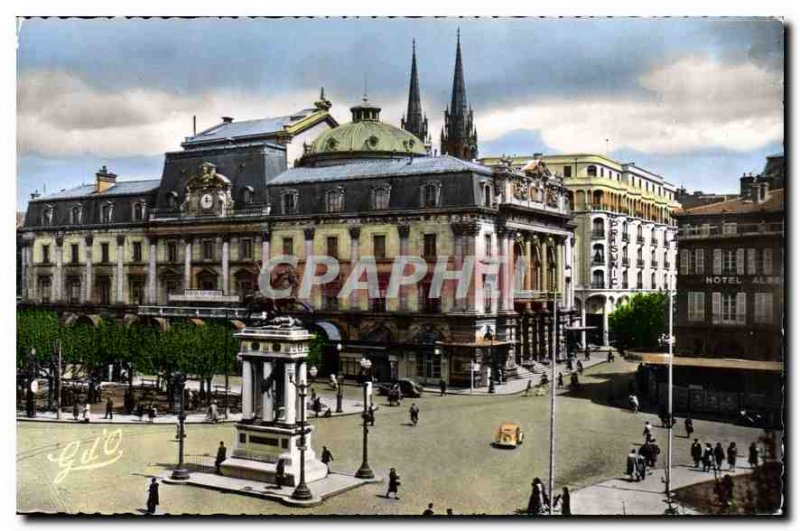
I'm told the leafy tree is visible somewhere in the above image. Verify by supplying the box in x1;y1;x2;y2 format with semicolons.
608;292;668;354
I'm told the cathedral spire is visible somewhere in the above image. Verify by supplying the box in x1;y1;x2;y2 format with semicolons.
441;29;478;161
401;39;430;149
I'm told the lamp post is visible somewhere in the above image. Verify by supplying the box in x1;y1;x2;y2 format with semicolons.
336;343;344;413
484;328;495;394
290;364;317;501
666;277;675;512
171;371;190;480
355;357;375;479
26;348;37;418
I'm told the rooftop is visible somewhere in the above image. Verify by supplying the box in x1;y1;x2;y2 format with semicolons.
183;108;322;145
681;188;784;215
29;179;161;202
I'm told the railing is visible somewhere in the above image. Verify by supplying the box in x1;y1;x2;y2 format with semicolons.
637;235;645;244
637;259;645;267
150;204;271;220
590;282;605;289
622;234;630;242
138;305;250;318
168;290;241;304
680;222;784;239
591;256;606;266
622;257;630;267
591;230;605;239
636;283;644;289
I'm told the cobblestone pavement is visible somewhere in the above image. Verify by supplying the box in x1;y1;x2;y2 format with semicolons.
17;357;767;516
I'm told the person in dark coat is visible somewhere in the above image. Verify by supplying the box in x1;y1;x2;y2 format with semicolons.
439;379;446;397
524;380;533;397
702;443;714;472
636;451;647;480
527;477;549;515
215;441;227;474
72;402;80;421
146;478;159;515
727;442;738;471
649;440;661;468
559;486;571;515
684;417;694;439
643;421;653;442
386;468;400;499
367;405;375;426
576;360;584;375
422;502;435;515
557;373;564;388
275;458;286;488
691;439;703;468
748;442;759;468
321;445;334;472
584;345;591;361
409;403;419;426
104;397;114;419
714;442;725;474
626;448;638;481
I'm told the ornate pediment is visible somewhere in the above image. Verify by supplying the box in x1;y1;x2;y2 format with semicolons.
181;162;234;216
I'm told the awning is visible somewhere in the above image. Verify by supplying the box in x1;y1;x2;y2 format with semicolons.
638;353;783;372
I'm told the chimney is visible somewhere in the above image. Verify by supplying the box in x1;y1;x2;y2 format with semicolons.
221;116;234;124
95;165;117;193
740;172;755;199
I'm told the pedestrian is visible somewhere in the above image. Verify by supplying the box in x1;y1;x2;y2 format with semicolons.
649;439;661;468
559;486;571;515
329;373;338;391
584;344;591;361
439;379;446;397
524;380;532;397
540;372;549;386
409;403;419;426
626;448;638;481
367;404;375;426
104;397;114;419
527;477;549;515
310;387;317;405
691;438;703;468
748;442;759;469
321;445;334;472
275;458;286;488
72;402;79;421
569;372;579;389
727;442;737;471
566;357;573;371
636;449;648;480
714;442;725;474
148;404;156;423
629;394;639;413
386;467;400;499
213;441;227;474
422;502;435;516
83;402;91;422
643;421;653;442
557;373;564;388
210;400;219;423
607;350;614;363
685;417;694;439
576;360;584;375
702;443;714;473
136;402;144;422
146;477;159;515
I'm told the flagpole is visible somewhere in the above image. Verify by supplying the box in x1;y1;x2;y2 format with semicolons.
548;295;557;515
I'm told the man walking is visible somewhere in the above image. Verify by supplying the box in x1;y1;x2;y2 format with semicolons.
104;397;114;419
439;379;446;397
684;417;694;439
629;394;639;413
643;421;653;442
584;345;591;361
146;478;159;515
409;403;419;426
321;445;334;472
524;380;532;397
727;442;738;471
714;442;725;476
702;443;714;473
691;438;703;468
275;458;286;488
748;442;759;469
557;373;564;388
576;360;584;375
386;467;400;499
626;448;638;481
422;502;435;515
215;441;227;474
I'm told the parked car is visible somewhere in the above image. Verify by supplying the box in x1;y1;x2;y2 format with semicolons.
375;378;424;398
494;422;524;448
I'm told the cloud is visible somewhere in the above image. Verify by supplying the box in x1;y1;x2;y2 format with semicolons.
477;55;783;155
17;69;324;157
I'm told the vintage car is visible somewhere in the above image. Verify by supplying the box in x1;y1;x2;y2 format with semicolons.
494;422;524;448
375;378;424;398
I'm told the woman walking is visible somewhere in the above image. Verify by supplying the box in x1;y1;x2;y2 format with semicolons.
527;477;549;515
727;442;738;471
748;442;759;469
386;468;400;499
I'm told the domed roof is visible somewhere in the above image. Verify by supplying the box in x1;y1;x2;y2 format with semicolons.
303;97;428;164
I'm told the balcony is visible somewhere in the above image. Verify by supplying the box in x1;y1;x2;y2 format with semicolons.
138;305;250;319
150;203;271;221
664;261;671;269
590;281;605;289
637;259;645;268
636;282;644;289
591;255;606;266
622;257;630;267
637;235;645;244
622;234;630;243
591;230;605;240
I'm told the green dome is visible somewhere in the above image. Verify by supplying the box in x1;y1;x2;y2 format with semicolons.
304;98;428;162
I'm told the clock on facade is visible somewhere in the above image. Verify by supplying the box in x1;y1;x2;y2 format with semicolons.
200;193;214;210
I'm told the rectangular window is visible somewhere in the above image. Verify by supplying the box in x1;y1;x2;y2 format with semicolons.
680;249;688;275
485;234;493;257
282;237;294;256
167;242;178;263
240;238;253;260
101;242;110;263
688;249;704;274
736;248;745;275
423;234;437;259
373;235;386;260
713;248;722;274
687;292;705;322
282;193;297;214
68;279;81;304
721;249;736;275
747;248;757;275
755;293;774;324
42;244;50;264
326;236;338;259
763;248;773;274
202;240;213;260
70;244;79;264
563;165;572;178
130;280;144;305
716;292;745;325
133;242;143;262
723;223;737;235
722;292;736;323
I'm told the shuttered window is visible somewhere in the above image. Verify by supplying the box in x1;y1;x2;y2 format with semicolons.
747;248;757;274
763;248;773;274
695;249;704;274
755;293;774;324
736;292;747;324
688;292;705;322
712;292;721;324
680;249;689;275
713;249;722;275
736;248;745;275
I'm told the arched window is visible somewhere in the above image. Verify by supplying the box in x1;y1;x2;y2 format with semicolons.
622;270;628;289
70;204;83;224
132;201;146;222
41;206;54;226
636;271;643;289
592;244;605;264
587;165;597;177
420;181;442;208
325;186;344;213
592;270;604;288
372;184;391;210
242;186;254;205
483;183;493;208
592;218;604;238
651;272;657;289
281;190;299;214
166;191;179;209
100;202;114;223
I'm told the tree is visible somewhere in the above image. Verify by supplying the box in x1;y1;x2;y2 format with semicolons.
609;292;668;354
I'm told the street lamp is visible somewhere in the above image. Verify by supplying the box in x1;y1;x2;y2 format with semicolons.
483;328;495;394
290;364;317;501
355;357;374;479
335;343;344;413
26;348;37;418
171;372;190;480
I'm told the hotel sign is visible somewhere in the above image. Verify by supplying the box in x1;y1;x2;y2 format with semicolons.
703;276;782;285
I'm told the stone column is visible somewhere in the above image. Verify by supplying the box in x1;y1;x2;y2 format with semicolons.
20;242;27;299
242;359;253;420
452;228;464;311
261;227;271;263
602;297;611;347
303;228;315;306
84;234;94;303
183;237;192;291
27;244;36;301
115;236;125;304
540;238;549;295
262;361;273;423
283;362;296;425
462;223;480;313
580;299;587;348
557;237;567;306
222;236;230;295
499;230;513;313
348;227;361;310
524;237;533;292
148;237;157;303
54;236;64;301
397;225;410;311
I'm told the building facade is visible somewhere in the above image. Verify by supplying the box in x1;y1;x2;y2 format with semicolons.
480;154;681;346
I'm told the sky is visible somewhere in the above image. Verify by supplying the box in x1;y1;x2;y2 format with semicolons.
16;17;784;210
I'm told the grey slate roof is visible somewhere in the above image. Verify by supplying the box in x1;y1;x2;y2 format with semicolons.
31;180;161;202
268;155;493;185
184;109;317;145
